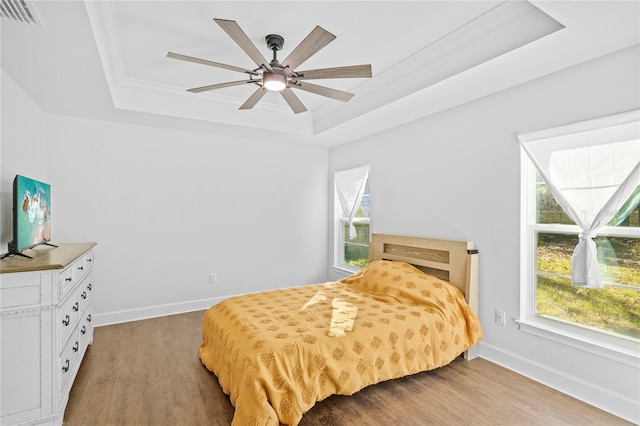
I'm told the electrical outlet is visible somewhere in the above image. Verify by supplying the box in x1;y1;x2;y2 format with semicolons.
209;273;217;284
495;309;506;326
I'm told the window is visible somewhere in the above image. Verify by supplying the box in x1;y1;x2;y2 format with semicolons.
334;166;370;271
519;111;640;348
530;171;639;338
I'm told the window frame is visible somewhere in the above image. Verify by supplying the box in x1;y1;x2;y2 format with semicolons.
519;150;639;366
333;168;370;274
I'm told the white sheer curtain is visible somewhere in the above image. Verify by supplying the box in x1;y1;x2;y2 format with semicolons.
335;166;369;239
519;110;640;288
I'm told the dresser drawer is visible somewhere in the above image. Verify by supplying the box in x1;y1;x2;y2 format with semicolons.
78;276;92;314
79;305;93;348
76;250;94;282
82;251;95;271
74;252;92;279
59;292;80;349
60;329;81;392
58;265;75;298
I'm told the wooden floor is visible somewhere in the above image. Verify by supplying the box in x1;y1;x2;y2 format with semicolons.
64;311;631;426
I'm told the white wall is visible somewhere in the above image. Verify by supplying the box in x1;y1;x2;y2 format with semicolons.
328;45;640;423
1;70;329;325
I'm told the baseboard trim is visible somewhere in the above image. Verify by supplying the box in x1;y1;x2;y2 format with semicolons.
478;342;639;424
93;297;226;327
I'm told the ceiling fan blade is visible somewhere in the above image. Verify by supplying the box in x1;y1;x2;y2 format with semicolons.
280;88;307;114
239;87;268;110
294;64;372;80
187;80;255;93
293;82;354;102
281;25;336;70
167;52;258;75
214;18;273;72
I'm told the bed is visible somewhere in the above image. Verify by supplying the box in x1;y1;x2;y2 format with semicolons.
199;234;483;425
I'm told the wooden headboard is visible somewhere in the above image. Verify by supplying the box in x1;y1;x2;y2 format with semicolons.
369;234;479;319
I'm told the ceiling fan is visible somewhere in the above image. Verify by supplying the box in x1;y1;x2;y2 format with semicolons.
167;19;372;114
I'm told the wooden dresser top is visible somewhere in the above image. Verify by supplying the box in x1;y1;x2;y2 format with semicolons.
0;242;97;274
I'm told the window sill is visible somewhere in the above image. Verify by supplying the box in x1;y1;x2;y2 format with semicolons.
517;316;639;367
332;265;359;277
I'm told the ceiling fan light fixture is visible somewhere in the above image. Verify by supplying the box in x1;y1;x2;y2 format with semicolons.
169;19;372;113
263;72;287;91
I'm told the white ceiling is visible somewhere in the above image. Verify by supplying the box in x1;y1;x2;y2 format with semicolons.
2;1;639;148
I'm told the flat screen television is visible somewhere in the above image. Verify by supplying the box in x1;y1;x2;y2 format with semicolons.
5;175;54;258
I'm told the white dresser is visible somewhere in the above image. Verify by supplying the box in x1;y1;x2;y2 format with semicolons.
0;242;96;426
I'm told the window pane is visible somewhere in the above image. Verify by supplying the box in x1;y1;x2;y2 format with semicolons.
343;222;369;267
597;236;640;286
609;185;640;227
536;232;640;338
535;174;573;224
536;172;640;227
358;178;370;219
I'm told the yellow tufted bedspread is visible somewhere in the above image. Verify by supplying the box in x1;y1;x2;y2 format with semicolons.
199;260;483;425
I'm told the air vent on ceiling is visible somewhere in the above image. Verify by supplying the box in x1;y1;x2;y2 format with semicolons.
0;0;43;27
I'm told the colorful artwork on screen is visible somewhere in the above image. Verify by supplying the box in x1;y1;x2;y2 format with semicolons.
16;175;51;249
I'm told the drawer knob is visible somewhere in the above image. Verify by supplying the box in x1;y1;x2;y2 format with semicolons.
87;283;92;291
62;315;70;326
78;266;84;271
73;302;79;312
65;277;72;282
87;314;92;323
87;258;92;262
81;291;87;299
72;341;79;352
81;325;87;335
62;359;70;373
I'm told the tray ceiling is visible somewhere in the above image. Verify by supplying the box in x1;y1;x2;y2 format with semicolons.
2;1;639;147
